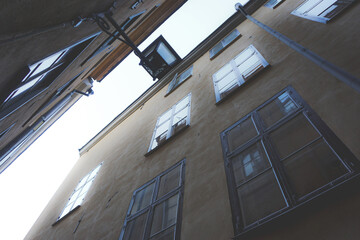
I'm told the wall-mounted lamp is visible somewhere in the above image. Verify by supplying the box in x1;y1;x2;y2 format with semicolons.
93;12;181;80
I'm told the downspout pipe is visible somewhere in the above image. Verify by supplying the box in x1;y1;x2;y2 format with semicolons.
235;3;360;94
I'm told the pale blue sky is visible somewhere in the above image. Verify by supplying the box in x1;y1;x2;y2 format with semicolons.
0;1;250;239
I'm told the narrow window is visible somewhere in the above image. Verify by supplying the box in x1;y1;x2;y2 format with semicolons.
212;45;269;102
119;160;185;240
149;94;191;152
167;65;193;94
209;29;241;59
291;0;354;23
58;163;102;220
221;87;359;236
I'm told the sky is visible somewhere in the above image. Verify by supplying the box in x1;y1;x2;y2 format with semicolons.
0;0;249;239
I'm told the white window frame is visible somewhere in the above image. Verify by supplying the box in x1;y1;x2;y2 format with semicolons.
167;65;193;94
264;0;284;9
148;93;191;152
57;163;102;220
212;45;269;103
291;0;354;23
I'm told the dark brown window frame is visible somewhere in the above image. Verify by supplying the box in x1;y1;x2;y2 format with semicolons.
220;86;360;237
119;159;185;240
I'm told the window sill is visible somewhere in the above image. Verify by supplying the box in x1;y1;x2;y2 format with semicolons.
145;125;189;157
52;205;81;227
233;172;360;239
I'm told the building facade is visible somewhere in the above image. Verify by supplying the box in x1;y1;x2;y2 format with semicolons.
26;0;360;239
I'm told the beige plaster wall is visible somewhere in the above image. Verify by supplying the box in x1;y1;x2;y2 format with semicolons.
25;1;360;239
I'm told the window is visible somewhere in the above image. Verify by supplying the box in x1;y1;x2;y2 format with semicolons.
119;160;185;240
291;0;354;23
209;29;241;59
148;94;191;152
264;0;284;9
212;45;269;102
58;163;102;220
167;65;193;94
221;87;359;236
5;50;67;104
0;34;98;120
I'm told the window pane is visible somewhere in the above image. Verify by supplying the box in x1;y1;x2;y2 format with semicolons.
231;142;270;186
150;226;175;240
157;166;181;200
151;194;178;235
217;71;238;94
308;0;336;16
155;121;170;139
31;51;64;76
175;95;189;113
319;5;337;17
78;181;92;196
178;66;193;83
123;212;148;240
131;183;155;215
214;63;233;80
89;164;101;179
59;204;73;219
265;0;282;8
69;188;82;203
237;54;262;78
210;42;223;57
222;29;240;46
283;138;349;199
158;109;172;125
73;194;84;208
258;92;298;128
151;131;168;150
227;117;258;152
11;76;41;98
270;113;320;159
296;0;322;14
157;42;176;65
234;47;255;66
237;169;287;226
75;175;90;191
172;108;187;126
